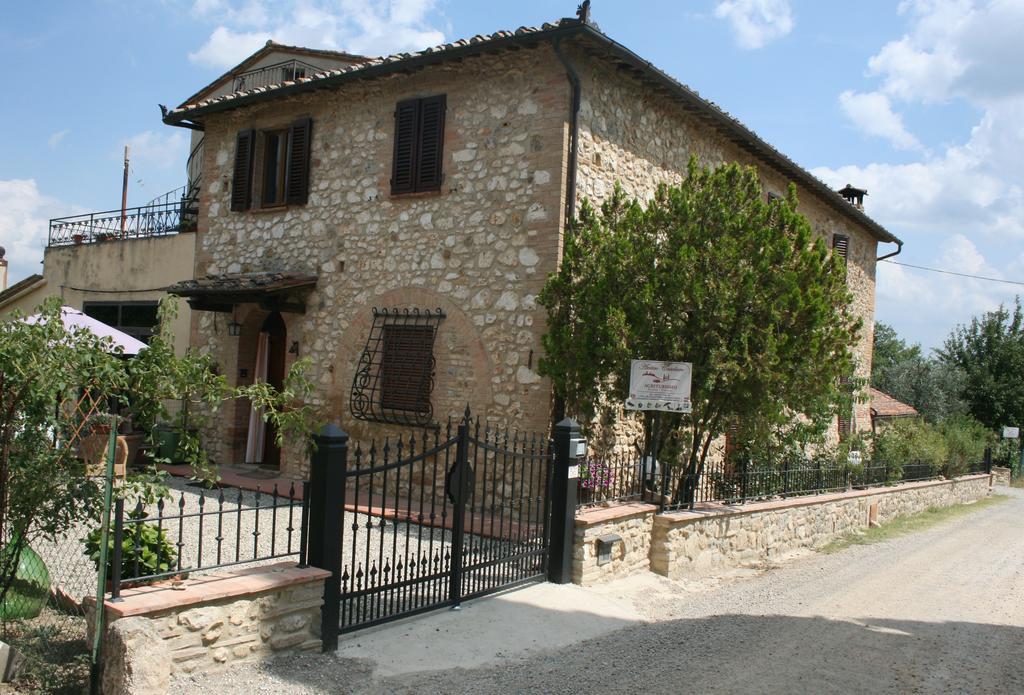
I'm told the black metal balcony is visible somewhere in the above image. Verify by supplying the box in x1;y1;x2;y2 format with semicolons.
232;59;323;92
48;192;198;248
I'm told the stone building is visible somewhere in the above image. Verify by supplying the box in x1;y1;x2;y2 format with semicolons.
161;8;901;478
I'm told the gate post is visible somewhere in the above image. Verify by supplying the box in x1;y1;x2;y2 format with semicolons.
984;446;993;474
549;418;581;584
307;423;347;652
448;420;470;608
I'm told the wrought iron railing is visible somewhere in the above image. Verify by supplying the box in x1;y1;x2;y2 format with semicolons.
232;59;323;92
578;452;991;512
108;482;309;598
48;197;196;247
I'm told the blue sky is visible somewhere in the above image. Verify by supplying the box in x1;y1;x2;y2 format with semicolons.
2;0;1022;352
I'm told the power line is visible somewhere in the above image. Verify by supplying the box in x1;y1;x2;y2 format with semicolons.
880;259;1024;288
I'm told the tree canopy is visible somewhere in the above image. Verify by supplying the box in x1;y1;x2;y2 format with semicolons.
940;297;1024;431
539;160;861;502
871;322;966;423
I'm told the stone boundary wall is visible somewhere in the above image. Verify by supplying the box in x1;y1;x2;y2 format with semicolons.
574;475;992;586
92;563;328;694
992;466;1010;487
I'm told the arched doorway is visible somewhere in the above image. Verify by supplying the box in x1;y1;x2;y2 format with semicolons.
261;312;286;468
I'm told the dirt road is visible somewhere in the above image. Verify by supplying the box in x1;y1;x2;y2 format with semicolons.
177;490;1024;694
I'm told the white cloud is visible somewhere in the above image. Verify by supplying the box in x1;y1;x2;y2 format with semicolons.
122;130;189;171
0;179;84;284
824;1;1024;349
838;90;922;151
188;0;446;70
189;26;271;69
714;0;794;49
47;129;70;150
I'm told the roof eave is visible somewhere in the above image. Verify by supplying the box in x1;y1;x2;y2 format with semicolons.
164;21;899;246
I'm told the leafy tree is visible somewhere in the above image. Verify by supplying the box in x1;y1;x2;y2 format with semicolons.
939;297;1024;431
871;322;920;384
539;160;860;504
0;296;317;611
874;354;967;423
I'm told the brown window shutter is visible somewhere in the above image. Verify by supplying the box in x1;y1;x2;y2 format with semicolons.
381;324;435;412
285;117;312;205
414;95;446;192
832;234;850;261
391;99;420;195
230;129;255;212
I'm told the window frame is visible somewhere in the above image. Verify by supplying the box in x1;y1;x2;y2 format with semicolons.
390;95;447;196
259;128;290;208
81;300;160;343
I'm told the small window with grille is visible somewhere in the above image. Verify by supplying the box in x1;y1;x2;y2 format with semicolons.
350;308;445;426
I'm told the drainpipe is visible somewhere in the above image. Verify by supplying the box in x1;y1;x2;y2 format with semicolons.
876;239;903;262
553;36;582;231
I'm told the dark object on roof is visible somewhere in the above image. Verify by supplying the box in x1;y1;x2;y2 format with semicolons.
0;273;45;309
167;272;317;314
869;387;919;420
162;15;899;246
838;184;868;207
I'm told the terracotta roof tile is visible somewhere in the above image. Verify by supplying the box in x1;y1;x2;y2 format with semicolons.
869;387;919;419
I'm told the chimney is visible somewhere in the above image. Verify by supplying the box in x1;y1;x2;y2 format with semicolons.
0;246;7;291
838;184;867;210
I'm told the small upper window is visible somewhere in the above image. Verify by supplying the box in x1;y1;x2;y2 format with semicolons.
391;95;447;195
832;234;850;261
82;301;159;343
231;117;313;212
261;129;289;207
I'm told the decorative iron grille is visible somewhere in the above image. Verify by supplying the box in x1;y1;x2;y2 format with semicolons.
350;308;445;426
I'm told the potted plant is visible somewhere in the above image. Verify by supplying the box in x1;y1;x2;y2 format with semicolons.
84;512;178;589
72;233;85;245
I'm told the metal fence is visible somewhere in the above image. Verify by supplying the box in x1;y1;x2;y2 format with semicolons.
108;482;309;598
578;450;991;512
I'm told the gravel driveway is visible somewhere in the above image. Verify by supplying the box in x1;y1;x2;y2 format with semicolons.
177;489;1024;694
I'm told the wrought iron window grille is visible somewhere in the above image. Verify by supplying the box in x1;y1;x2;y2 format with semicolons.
350;308;445;427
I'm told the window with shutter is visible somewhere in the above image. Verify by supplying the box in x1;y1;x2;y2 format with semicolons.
350;308;445;426
230;129;255;211
285;117;312;205
832;234;850;261
391;95;446;195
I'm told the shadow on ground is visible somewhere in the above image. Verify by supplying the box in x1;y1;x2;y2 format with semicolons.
246;611;1024;694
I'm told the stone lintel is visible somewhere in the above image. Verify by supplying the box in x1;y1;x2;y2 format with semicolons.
97;563;329;619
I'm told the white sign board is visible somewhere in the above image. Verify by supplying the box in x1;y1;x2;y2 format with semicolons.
625;360;693;413
1003;426;1020;439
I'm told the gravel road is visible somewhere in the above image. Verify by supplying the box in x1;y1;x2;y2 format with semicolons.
175;489;1024;694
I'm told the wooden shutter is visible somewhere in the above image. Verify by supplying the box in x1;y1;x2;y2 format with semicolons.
285;117;312;205
230;129;255;212
832;234;850;261
381;324;435;412
414;95;446;192
391;99;419;195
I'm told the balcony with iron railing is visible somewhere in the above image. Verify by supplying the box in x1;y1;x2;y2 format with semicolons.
231;59;323;92
49;137;204;248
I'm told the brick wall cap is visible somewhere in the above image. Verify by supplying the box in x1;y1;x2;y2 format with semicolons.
575;502;658;527
90;562;328;619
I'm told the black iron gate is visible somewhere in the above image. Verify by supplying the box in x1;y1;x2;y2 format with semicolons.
323;411;554;634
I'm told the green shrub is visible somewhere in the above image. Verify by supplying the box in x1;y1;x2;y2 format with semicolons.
873;419;947;478
84;515;177;582
938;415;993;477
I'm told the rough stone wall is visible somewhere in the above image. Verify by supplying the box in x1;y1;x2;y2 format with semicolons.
649;475;991;580
992;466;1010;487
570;43;880;442
192;46;570;474
101;575;323;689
573;505;656;585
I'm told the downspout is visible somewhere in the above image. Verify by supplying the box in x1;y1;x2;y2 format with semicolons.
876;239;903;262
553;36;582;231
551;35;582;425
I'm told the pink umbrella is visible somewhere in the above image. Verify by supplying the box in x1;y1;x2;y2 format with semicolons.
26;305;147;356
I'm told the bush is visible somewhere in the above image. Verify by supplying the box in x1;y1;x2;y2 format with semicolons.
873;419;948;478
938;415;994;477
84;515;177;583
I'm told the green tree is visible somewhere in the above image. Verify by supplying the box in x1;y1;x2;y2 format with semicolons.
874;354;967;423
539;160;860;504
871;322;920;384
939;297;1024;431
